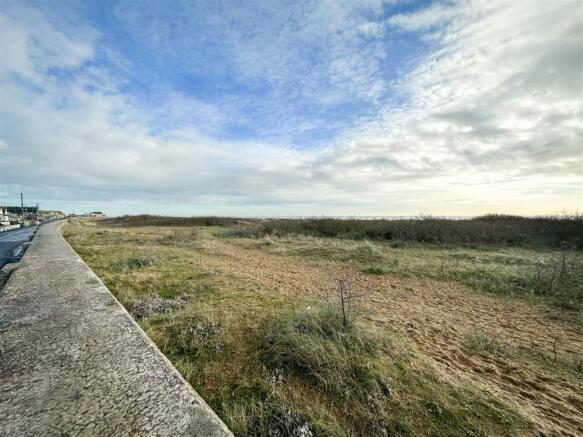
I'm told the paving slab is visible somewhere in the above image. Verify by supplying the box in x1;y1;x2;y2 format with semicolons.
0;222;232;436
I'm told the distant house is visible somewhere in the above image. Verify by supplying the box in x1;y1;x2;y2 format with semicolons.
3;205;39;221
89;211;106;217
1;206;12;226
0;206;22;226
39;210;66;221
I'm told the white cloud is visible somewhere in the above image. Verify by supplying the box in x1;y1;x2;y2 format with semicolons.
0;0;581;216
387;2;456;31
327;0;583;197
112;0;390;103
0;13;31;79
0;6;95;82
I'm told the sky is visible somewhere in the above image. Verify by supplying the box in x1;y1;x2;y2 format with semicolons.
0;0;581;217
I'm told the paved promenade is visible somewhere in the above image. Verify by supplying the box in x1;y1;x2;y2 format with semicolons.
0;222;232;436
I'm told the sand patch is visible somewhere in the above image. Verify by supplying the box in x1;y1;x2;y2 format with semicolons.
206;237;583;436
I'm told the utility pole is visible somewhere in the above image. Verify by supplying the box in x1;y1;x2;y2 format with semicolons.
20;193;24;224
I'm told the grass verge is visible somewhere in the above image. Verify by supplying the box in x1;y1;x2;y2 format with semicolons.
64;220;527;436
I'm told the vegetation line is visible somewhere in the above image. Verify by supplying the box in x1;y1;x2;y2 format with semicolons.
101;214;583;249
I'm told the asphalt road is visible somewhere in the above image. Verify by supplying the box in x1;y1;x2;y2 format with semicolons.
0;226;37;269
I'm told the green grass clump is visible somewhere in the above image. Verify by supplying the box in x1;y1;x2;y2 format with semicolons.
260;307;389;399
463;331;512;357
161;312;224;359
221;397;317;437
256;306;524;436
111;256;155;271
362;266;387;275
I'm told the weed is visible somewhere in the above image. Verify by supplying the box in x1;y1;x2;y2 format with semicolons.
111;256;155;271
126;294;186;319
463;331;511;356
362;266;386;275
162;313;224;358
524;253;583;301
158;228;200;246
463;330;583;377
324;278;368;327
221;396;318;437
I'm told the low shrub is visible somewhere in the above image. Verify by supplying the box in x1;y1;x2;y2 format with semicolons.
524;253;583;298
463;331;510;357
362;266;386;275
101;214;583;248
100;215;240;227
126;294;186;319
111;256;155;271
245;215;583;249
162;313;224;358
